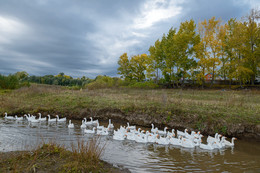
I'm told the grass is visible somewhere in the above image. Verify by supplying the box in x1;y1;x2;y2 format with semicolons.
0;137;115;172
0;84;259;130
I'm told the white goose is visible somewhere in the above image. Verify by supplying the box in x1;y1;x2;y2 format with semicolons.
199;141;214;150
24;114;34;122
113;129;126;140
224;137;237;147
167;129;175;137
169;135;182;146
156;135;170;145
56;115;66;122
90;117;98;125
177;129;188;137
207;133;221;144
151;124;158;134
127;122;136;131
38;113;46;121
47;115;56;122
126;131;136;141
68;120;74;128
97;127;109;135
30;116;40;123
84;118;92;126
135;132;148;143
4;112;15;120
181;138;195;148
84;127;96;134
15;115;23;121
96;121;104;130
80;120;86;129
157;127;168;136
107;119;114;129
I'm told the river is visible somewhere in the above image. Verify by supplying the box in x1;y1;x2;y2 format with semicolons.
0;118;259;172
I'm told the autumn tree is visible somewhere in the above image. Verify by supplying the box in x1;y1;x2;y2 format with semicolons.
175;19;200;86
242;8;260;84
130;54;148;82
117;53;132;81
148;39;165;83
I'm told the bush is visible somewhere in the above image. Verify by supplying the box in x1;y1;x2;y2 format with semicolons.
0;74;19;89
128;81;159;89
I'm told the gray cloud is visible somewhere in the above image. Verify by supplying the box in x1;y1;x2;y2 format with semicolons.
0;0;257;78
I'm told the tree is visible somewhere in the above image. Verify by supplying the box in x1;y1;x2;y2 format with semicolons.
130;54;148;82
175;19;200;86
148;39;164;83
243;8;260;84
117;53;132;81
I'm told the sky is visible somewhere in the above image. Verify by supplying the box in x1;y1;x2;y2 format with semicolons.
0;0;259;78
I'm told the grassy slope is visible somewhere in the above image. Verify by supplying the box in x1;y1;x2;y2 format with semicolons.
0;139;125;173
1;84;259;132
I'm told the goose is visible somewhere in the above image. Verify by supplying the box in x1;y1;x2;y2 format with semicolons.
4;112;15;120
135;132;148;143
24;114;35;122
97;127;109;135
56;115;66;122
113;129;126;140
151;124;158;134
15;115;23;121
107;119;114;129
84;118;92;126
47;115;56;122
84;127;96;134
177;129;188;137
30;118;40;123
181;138;195;148
38;113;46;121
127;122;136;131
207;133;221;143
156;135;170;145
97;121;104;130
90;117;98;125
167;129;175;137
126;131;136;141
147;133;157;143
68;120;74;128
199;141;214;150
169;135;182;146
224;137;237;147
157;127;168;136
80;120;86;129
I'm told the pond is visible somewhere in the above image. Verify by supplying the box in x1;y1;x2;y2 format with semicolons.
0;118;259;172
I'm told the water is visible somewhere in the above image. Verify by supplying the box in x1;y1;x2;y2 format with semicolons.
0;118;260;172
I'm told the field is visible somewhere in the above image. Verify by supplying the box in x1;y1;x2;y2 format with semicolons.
1;84;260;138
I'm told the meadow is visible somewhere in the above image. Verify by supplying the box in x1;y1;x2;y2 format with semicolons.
1;84;260;137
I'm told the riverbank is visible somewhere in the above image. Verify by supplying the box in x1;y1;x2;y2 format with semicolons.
1;84;260;140
0;139;129;173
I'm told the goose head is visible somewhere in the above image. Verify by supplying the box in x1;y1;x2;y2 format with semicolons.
4;112;7;116
185;129;188;132
164;127;168;131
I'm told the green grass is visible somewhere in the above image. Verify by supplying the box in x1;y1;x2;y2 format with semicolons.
0;84;259;126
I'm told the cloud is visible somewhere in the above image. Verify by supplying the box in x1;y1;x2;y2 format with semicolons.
0;0;255;78
133;0;183;29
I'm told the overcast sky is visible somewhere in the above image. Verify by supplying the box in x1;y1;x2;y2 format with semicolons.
0;0;259;78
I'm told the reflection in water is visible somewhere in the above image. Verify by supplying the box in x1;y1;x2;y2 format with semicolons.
0;118;260;172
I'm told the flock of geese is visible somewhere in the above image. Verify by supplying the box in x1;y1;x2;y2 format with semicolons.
4;112;237;150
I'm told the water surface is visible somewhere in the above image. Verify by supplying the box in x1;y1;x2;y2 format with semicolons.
0;118;259;172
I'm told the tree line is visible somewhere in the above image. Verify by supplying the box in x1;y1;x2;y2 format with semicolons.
118;9;260;87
